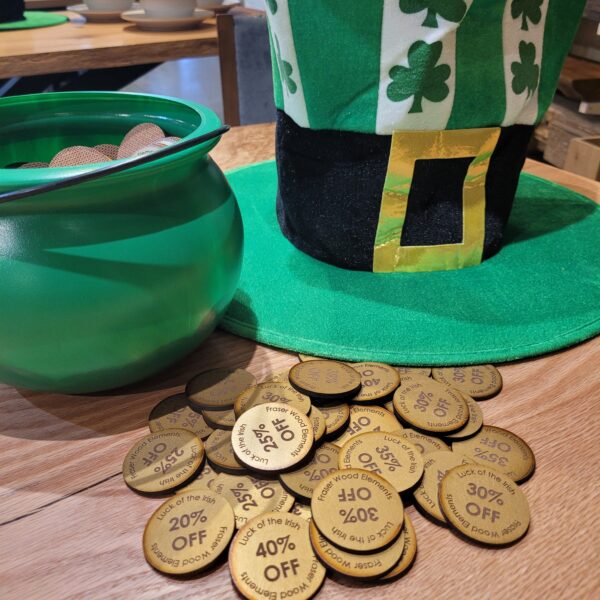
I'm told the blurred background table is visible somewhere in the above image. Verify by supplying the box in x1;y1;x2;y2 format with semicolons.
0;11;218;80
0;123;598;599
25;0;71;8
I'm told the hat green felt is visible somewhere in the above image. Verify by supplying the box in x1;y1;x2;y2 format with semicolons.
221;161;600;365
0;11;67;30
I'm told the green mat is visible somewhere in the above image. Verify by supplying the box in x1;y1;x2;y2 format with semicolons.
221;161;600;365
0;12;67;30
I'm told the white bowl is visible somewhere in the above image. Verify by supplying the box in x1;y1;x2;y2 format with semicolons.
140;0;197;18
84;0;133;11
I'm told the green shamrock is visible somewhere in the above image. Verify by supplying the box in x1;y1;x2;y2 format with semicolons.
274;35;297;95
387;40;450;113
266;0;277;14
511;41;539;97
511;0;543;31
399;0;467;28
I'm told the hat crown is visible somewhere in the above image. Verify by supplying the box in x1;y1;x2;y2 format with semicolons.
0;0;25;24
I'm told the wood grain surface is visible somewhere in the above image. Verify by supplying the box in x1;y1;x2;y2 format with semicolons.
0;11;217;79
1;123;599;600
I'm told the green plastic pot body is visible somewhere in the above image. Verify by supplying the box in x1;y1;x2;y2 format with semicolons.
0;92;242;393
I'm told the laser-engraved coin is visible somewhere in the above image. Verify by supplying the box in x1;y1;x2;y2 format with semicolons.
339;432;423;493
350;362;400;404
143;489;234;575
396;366;432;378
394;428;450;455
148;393;214;440
213;473;293;528
393;379;469;433
117;122;165;159
311;468;403;552
234;382;311;417
413;450;474;522
432;365;502;399
334;405;401;448
179;462;218;493
309;406;326;443
205;429;247;474
439;464;530;545
202;408;236;430
229;512;326;600
187;368;257;411
279;443;340;502
261;368;291;384
289;360;362;400
445;394;484;440
379;513;417;580
451;425;535;482
232;403;313;473
123;429;204;494
309;520;405;580
320;403;350;439
298;354;322;362
290;502;312;521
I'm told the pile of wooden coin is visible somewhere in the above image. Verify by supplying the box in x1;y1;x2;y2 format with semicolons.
122;357;535;598
11;123;180;169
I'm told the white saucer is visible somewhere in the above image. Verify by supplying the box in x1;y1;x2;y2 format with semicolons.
197;1;240;13
121;8;213;31
67;3;140;22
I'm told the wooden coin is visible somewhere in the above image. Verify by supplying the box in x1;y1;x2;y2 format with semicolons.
289;360;362;400
394;428;450;455
232;403;314;473
396;366;432;378
350;362;400;403
117;122;165;159
413;450;474;522
229;511;326;600
445;394;484;440
143;488;234;575
290;502;312;521
234;382;311;417
338;432;424;493
311;468;403;552
309;406;326;443
94;143;119;160
379;513;417;580
309;520;406;580
432;365;502;399
279;443;340;502
123;429;204;494
186;368;257;411
148;393;214;440
393;378;469;433
205;429;247;474
179;462;218;493
49;145;111;167
261;368;291;384
334;405;401;448
320;403;350;439
451;425;535;482
201;408;236;430
213;473;293;528
439;464;530;545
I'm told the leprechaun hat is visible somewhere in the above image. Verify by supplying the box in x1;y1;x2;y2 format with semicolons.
0;0;68;30
221;0;600;365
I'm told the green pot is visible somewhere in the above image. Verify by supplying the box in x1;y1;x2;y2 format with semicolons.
0;92;242;393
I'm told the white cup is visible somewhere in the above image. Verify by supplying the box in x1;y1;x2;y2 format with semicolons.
84;0;133;11
141;0;197;18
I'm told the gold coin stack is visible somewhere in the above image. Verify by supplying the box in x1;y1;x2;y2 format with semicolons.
122;359;535;598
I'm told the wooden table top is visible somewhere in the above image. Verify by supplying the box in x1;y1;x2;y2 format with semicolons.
25;0;71;8
0;11;217;79
1;123;598;600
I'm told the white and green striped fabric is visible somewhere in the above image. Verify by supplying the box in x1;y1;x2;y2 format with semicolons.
265;0;585;134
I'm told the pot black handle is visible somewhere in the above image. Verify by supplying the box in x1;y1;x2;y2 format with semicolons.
0;125;230;205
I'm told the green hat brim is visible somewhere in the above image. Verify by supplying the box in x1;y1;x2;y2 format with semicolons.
221;160;600;365
0;12;68;30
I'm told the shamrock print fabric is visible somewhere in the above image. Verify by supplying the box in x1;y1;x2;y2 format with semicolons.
265;0;585;135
